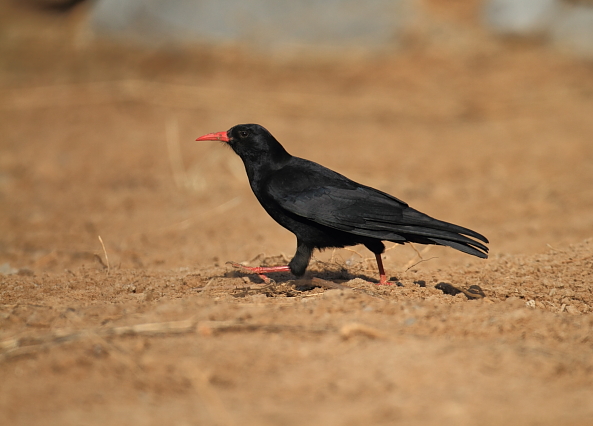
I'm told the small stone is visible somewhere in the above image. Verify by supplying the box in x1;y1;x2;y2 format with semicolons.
565;305;580;315
464;285;486;299
435;282;462;296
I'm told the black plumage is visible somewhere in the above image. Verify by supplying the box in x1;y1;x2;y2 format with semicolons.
196;123;488;284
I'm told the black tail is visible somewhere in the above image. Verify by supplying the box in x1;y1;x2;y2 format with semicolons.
394;208;489;258
424;236;488;258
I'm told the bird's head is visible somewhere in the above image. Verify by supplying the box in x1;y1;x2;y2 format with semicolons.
196;124;289;164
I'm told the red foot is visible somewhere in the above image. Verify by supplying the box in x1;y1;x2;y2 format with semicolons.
378;274;395;286
375;254;396;286
227;262;290;283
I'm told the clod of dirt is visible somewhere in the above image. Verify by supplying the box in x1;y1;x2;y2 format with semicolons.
435;282;486;299
464;285;486;299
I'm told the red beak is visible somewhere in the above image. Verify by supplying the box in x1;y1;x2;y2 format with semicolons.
195;131;229;142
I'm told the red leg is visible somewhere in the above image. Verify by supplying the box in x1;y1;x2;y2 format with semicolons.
228;262;290;283
374;254;393;286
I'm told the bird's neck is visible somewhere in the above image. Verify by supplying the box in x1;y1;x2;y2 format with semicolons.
243;154;291;192
243;157;283;187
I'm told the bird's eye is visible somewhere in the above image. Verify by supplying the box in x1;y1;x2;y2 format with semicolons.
238;130;250;138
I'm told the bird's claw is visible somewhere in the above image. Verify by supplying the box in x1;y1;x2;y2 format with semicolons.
226;261;246;269
226;261;273;283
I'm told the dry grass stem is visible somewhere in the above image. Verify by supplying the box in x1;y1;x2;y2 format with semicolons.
403;245;432;271
405;256;439;272
98;235;110;274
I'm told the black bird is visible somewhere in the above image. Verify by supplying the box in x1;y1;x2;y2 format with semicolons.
196;124;488;285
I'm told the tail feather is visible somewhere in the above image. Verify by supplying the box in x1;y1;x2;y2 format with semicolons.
395;208;489;258
427;237;488;259
356;224;489;259
365;211;489;258
373;224;489;254
401;208;489;244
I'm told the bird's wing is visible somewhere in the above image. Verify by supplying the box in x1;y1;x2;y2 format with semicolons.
265;159;488;257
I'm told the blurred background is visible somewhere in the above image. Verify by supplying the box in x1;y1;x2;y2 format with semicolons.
1;0;593;274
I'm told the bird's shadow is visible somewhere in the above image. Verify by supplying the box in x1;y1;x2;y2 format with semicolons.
224;269;401;289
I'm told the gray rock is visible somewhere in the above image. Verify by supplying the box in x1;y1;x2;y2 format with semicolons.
552;5;593;57
90;0;411;50
482;0;559;36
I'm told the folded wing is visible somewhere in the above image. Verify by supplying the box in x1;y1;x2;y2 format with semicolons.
266;160;489;258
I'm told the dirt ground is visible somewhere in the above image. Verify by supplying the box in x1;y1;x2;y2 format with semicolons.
1;2;593;425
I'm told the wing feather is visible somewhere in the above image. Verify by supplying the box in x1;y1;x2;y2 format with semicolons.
265;159;488;257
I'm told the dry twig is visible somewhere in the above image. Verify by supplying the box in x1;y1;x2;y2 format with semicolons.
98;235;110;273
0;319;334;361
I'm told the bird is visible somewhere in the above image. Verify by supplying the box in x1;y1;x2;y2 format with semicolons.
196;124;488;285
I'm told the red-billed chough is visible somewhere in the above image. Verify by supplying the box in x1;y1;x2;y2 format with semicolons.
196;124;488;285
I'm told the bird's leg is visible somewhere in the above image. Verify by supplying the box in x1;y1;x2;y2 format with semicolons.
374;253;393;286
227;262;290;283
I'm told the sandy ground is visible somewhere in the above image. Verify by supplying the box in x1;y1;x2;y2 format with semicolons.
1;2;593;425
